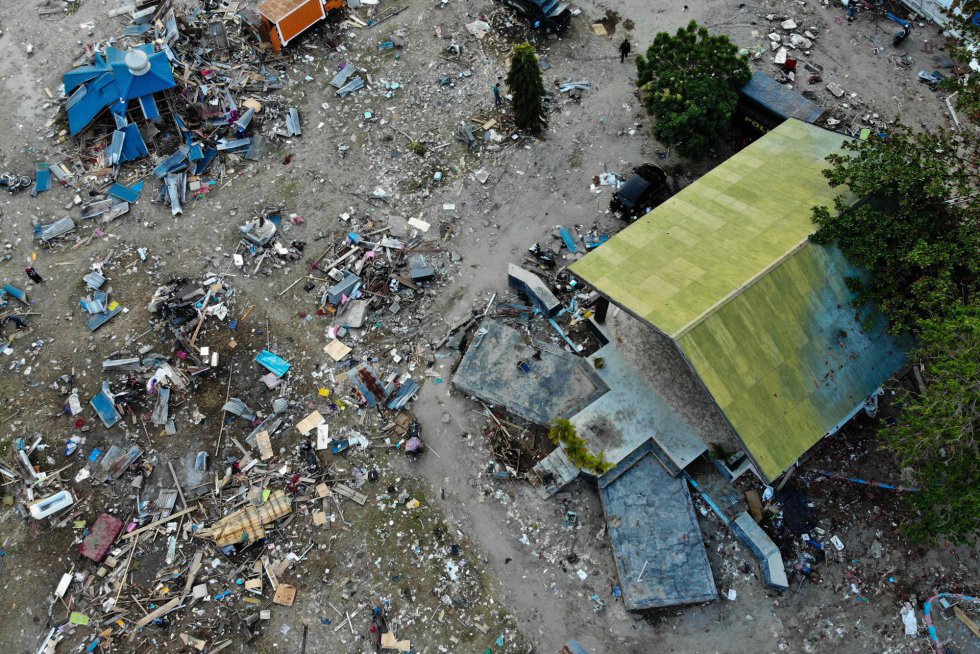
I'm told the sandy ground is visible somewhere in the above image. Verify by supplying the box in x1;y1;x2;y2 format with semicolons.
0;0;976;653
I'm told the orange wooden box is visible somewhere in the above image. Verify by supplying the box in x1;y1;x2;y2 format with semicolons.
258;0;342;51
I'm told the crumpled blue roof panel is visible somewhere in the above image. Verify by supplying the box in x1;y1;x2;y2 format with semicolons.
63;54;110;95
67;73;117;136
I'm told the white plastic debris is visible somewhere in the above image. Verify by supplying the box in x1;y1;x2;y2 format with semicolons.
901;605;918;636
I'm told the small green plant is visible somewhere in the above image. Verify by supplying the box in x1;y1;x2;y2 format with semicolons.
408;140;427;156
548;418;613;474
593;357;605;369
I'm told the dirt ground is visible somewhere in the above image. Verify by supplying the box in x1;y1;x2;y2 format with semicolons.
0;0;976;653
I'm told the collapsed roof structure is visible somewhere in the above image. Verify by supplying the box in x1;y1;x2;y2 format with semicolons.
65;45;177;163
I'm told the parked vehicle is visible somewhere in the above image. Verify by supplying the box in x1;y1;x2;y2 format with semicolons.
610;164;670;220
528;242;558;269
499;0;571;32
0;173;33;193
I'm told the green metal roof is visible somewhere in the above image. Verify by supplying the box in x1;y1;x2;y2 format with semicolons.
573;120;907;480
572;119;848;339
676;243;906;479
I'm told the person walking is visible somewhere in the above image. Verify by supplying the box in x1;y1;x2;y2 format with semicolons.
619;38;631;63
493;81;502;108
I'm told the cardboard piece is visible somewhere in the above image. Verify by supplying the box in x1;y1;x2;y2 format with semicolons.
381;631;412;652
256;430;273;460
273;584;296;606
324;339;352;361
296;410;325;436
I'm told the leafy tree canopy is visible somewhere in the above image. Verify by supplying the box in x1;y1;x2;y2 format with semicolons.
882;305;979;544
810;125;980;335
506;43;547;134
635;21;751;158
939;1;980;124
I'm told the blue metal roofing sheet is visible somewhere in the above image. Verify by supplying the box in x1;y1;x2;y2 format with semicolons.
107;45;177;102
740;71;824;124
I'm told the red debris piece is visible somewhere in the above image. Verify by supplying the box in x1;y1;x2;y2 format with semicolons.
80;514;124;562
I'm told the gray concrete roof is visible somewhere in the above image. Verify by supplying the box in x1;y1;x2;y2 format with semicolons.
572;340;707;470
599;442;718;609
452;320;608;425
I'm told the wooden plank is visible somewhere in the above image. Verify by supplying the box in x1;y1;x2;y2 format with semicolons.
121;504;202;539
954;606;980;640
296;410;324;436
333;483;366;505
133;597;180;629
745;489;763;523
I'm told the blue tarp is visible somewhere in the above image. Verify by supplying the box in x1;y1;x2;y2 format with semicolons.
256;350;291;377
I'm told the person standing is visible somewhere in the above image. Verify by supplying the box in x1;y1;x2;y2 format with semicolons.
493;81;502;108
619;38;631;63
25;267;43;284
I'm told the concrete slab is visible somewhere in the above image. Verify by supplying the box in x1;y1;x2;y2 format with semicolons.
452;320;608;426
531;446;580;497
730;511;789;589
599;443;717;610
572;342;707;470
508;263;560;316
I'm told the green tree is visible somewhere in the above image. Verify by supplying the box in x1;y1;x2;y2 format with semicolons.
548;418;612;475
506;43;546;134
882;305;979;543
810;125;980;335
635;21;750;158
939;1;980;124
